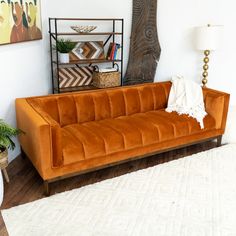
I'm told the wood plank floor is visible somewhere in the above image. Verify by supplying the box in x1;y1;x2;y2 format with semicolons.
0;141;217;235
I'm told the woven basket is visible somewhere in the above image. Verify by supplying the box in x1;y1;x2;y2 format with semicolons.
92;71;121;88
0;149;8;169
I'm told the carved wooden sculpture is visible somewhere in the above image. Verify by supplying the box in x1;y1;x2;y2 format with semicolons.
123;0;161;85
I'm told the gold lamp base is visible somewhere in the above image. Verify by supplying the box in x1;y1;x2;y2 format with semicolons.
202;50;210;87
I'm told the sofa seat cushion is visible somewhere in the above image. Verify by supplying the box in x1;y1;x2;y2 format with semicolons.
62;110;216;165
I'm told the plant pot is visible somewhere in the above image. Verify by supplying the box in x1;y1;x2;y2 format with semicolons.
0;149;7;206
59;53;70;63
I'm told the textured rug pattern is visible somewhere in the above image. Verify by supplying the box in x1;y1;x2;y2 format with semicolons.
2;144;236;236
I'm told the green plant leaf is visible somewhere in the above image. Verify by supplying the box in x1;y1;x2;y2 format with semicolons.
0;119;22;150
53;39;77;53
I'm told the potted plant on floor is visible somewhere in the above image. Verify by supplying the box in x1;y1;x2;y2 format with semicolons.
54;38;77;63
0;119;21;205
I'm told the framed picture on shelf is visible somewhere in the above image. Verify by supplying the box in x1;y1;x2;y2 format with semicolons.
69;41;105;62
0;0;42;45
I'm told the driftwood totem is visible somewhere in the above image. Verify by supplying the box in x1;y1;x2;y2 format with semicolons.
123;0;161;85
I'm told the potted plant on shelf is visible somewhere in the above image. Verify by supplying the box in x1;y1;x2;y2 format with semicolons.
54;38;77;63
0;119;21;206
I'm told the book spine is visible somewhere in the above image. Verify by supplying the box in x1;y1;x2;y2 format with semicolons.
110;43;116;60
114;44;120;60
106;43;113;60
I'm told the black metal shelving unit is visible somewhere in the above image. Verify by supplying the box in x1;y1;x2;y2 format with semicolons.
49;18;124;94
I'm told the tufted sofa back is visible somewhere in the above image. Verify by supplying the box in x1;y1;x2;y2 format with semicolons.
27;82;171;127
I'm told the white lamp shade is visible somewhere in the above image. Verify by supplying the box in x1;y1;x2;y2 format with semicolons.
195;25;223;51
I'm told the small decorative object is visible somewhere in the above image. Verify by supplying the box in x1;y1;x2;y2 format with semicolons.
92;64;121;88
0;0;42;45
70;41;105;61
58;66;95;88
71;25;97;33
0;119;21;205
54;39;77;63
195;24;223;87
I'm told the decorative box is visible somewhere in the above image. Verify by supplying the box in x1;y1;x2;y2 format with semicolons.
58;66;94;88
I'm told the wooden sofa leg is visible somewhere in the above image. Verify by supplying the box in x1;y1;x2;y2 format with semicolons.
217;136;222;147
44;181;50;196
20;147;26;159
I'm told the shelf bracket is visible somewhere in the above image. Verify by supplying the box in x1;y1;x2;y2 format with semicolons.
103;35;112;47
49;33;57;41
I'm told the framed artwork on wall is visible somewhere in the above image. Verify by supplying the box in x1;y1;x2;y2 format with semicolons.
0;0;42;45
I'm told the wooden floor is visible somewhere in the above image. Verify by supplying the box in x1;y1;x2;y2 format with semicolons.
0;141;217;235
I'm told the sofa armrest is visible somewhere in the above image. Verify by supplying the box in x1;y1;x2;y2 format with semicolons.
15;99;63;178
203;87;230;130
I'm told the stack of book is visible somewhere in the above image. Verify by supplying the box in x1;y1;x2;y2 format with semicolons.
106;43;121;60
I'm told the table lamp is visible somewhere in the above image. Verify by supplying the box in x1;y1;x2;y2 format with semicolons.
195;24;223;87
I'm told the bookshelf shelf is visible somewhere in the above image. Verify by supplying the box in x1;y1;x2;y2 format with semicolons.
49;18;124;94
55;85;99;93
53;59;122;66
50;32;122;36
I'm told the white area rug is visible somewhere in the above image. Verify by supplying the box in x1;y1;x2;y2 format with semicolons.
2;144;236;236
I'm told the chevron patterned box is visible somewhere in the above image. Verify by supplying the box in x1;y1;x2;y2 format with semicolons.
58;66;94;88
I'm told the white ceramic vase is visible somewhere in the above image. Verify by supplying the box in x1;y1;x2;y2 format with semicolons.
59;53;70;63
0;171;3;206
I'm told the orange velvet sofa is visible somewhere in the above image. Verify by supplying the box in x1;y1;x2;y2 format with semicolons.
15;82;229;194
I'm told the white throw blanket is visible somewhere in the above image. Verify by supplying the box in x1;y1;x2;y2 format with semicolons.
166;76;207;129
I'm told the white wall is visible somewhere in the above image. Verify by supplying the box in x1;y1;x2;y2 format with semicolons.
0;0;236;161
